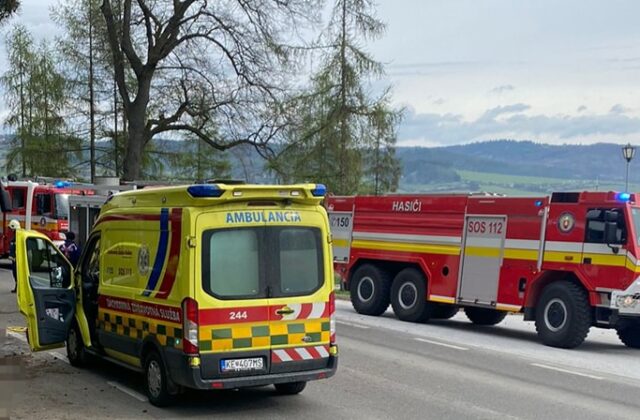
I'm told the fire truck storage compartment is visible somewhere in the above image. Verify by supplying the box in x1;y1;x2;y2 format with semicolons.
68;195;105;248
459;215;507;305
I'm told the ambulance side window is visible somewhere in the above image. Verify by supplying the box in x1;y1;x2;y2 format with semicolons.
585;208;626;244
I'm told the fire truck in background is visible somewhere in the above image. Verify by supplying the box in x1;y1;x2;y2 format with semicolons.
327;191;640;349
0;178;97;257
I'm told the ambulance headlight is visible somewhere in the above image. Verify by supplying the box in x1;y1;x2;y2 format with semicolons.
188;184;224;198
311;184;326;197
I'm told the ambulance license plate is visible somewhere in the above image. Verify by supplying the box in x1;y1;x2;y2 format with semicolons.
221;357;264;372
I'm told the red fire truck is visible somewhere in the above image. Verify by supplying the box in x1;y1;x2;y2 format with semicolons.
327;191;640;349
0;179;96;257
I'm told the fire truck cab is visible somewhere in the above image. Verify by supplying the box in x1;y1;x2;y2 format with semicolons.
327;191;640;349
0;180;96;256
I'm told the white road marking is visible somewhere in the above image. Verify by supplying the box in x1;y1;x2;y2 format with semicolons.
337;320;370;329
415;337;469;351
531;363;603;380
6;329;70;364
107;381;148;402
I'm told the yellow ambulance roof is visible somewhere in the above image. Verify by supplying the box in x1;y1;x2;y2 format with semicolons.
101;183;327;211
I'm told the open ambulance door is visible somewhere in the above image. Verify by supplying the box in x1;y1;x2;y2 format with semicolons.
15;229;75;351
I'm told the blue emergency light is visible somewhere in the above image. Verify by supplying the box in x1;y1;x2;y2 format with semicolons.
311;184;327;197
187;184;224;198
616;192;632;202
54;180;72;188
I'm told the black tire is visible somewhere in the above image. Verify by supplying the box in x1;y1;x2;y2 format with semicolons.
432;304;459;320
616;320;640;348
534;281;592;349
144;351;175;407
350;264;392;316
66;323;88;367
390;268;433;322
274;381;307;395
464;307;507;326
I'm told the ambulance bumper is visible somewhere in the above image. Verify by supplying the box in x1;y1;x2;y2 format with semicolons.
610;278;640;317
164;350;338;390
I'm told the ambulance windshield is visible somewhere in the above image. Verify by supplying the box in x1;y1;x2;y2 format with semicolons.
201;227;323;299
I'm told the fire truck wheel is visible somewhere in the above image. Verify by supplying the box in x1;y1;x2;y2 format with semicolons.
350;264;391;316
616;320;640;348
431;304;459;320
390;268;433;322
535;281;591;349
464;307;507;325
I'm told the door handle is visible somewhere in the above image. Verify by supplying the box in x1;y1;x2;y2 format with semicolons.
583;257;592;264
276;307;295;315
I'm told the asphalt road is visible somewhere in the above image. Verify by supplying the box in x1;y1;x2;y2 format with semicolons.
1;264;640;419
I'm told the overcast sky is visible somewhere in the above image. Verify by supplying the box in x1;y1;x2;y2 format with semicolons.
2;0;640;147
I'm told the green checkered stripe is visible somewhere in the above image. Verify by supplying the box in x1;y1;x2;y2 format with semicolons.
199;321;331;352
99;311;183;348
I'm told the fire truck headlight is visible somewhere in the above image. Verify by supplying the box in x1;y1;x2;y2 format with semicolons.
617;295;638;308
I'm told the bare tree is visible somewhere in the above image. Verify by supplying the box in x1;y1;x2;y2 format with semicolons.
100;0;320;181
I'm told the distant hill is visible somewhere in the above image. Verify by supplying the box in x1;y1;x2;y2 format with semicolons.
1;136;636;194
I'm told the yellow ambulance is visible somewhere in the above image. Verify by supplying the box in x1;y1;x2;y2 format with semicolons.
14;183;338;406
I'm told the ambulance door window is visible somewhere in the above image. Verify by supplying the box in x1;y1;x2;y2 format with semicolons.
26;237;71;289
202;228;264;299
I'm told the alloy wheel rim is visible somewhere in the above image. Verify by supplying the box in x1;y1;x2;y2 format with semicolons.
147;360;162;397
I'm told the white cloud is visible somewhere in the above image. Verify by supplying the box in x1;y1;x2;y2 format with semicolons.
489;85;515;94
399;105;640;146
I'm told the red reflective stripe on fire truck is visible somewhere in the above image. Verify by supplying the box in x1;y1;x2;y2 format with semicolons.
154;208;183;299
97;295;182;324
272;345;330;363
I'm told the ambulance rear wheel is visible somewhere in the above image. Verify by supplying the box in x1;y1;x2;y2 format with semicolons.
432;304;459;320
616;320;640;348
535;281;591;349
66;323;88;367
464;307;507;326
274;381;307;395
391;268;433;322
144;351;174;407
350;264;391;316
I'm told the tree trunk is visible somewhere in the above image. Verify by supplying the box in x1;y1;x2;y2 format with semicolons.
88;1;96;183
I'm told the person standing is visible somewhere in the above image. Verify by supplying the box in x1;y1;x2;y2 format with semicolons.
59;231;81;266
8;219;20;293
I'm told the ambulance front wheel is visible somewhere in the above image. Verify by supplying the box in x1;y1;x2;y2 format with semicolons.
66;323;88;367
535;281;591;349
390;268;433;322
350;264;391;316
144;351;175;407
274;381;307;395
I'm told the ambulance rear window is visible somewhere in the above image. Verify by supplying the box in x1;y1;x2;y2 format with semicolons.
201;227;323;300
204;229;261;298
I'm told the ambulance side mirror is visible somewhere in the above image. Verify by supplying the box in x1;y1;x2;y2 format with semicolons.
0;185;12;212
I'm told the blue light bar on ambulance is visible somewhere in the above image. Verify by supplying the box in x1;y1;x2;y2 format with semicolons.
311;184;327;197
187;184;224;198
616;192;632;202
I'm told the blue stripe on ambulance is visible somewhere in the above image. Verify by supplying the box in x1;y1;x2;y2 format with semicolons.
143;208;169;296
